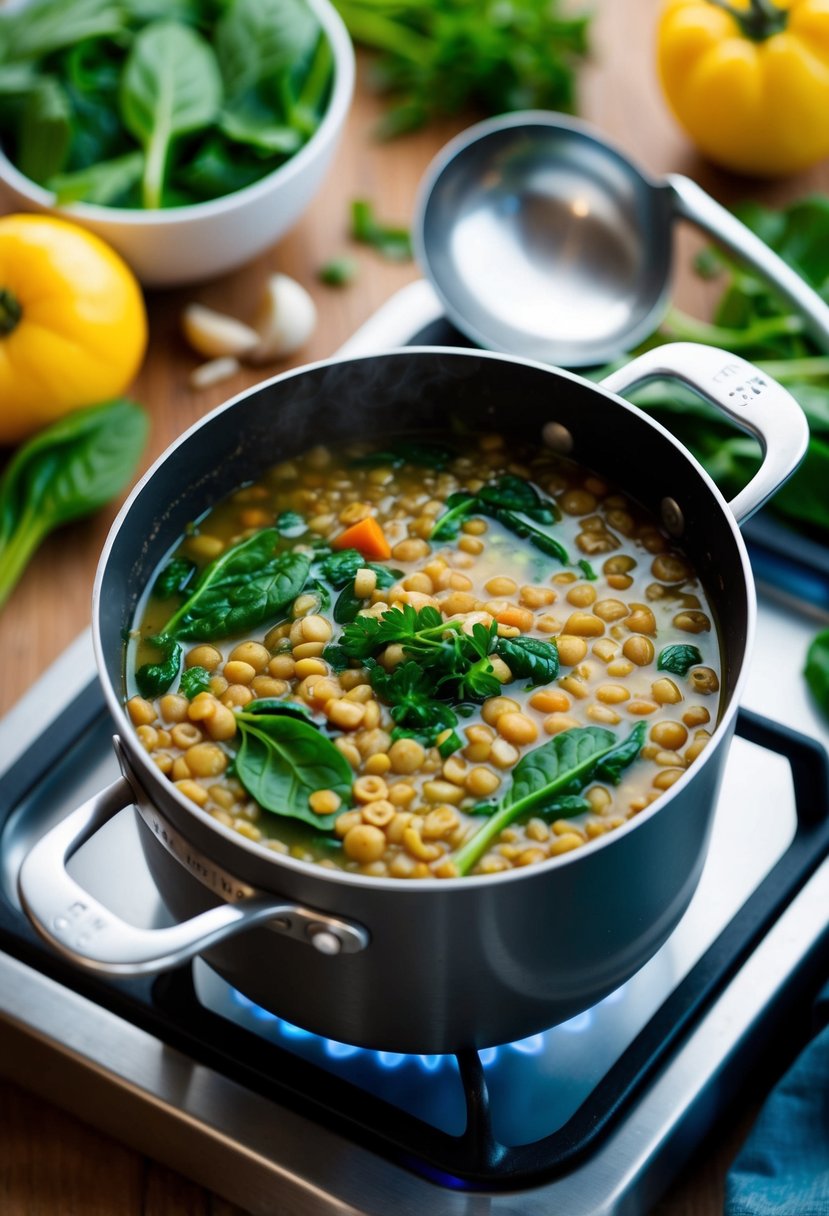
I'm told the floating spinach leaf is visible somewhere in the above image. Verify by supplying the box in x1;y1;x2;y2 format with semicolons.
163;530;310;641
120;20;222;208
657;644;703;677
430;475;570;565
452;723;645;876
595;722;647;783
275;510;307;538
0;400;148;611
370;661;459;740
233;706;352;830
321;643;350;672
494;636;559;684
332;563;400;625
244;697;318;723
350;440;455;470
179;664;211;699
318;548;366;587
136;635;183;698
437;728;463;758
153;556;197;599
543;794;592;817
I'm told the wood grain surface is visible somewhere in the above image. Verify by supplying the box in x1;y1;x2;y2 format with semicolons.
1;1;825;1211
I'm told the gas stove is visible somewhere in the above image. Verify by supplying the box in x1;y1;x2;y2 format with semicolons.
2;282;829;1216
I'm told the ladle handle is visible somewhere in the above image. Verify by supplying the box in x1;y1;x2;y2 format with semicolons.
669;174;829;352
18;755;368;976
600;342;808;524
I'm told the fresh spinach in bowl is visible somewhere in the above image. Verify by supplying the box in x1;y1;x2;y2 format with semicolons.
0;0;334;209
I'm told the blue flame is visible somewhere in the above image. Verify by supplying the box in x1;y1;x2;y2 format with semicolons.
225;984;610;1074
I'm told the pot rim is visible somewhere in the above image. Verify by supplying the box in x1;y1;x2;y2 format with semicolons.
93;345;755;891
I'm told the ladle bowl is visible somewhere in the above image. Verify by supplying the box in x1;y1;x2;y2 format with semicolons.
414;112;829;366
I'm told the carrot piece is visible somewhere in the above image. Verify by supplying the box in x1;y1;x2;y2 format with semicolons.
332;517;391;561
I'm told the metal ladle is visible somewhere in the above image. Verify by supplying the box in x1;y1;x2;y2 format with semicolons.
414;111;829;367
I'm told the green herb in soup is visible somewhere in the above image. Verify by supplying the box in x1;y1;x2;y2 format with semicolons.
126;432;722;879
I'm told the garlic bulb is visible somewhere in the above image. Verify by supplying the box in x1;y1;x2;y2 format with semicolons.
182;304;260;359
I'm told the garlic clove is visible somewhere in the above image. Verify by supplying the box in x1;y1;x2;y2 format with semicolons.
189;356;241;389
248;273;317;364
182;303;260;359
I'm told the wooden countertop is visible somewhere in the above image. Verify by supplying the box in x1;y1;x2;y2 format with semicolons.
1;2;825;1211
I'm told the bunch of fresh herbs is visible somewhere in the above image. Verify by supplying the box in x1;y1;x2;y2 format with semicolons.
0;0;333;208
333;601;559;747
331;0;591;137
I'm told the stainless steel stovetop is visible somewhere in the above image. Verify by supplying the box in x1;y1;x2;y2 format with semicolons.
2;282;829;1216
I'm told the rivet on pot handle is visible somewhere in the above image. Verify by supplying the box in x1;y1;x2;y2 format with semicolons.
600;341;809;524
18;773;369;977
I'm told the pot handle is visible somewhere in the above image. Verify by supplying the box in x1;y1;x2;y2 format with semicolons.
599;341;808;524
669;175;829;353
18;774;369;977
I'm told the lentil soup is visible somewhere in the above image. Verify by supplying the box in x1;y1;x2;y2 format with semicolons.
126;433;721;880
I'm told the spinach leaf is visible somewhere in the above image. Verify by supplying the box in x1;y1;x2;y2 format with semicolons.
136;635;183;698
350;440;456;469
578;559;597;581
321;642;350;672
275;510;307;537
1;0;124;62
452;723;644;876
120;20;222;208
318;548;366;587
657;644;703;677
164;535;310;642
595;722;647;783
215;0;319;100
0;400;148;610
243;697;317;723
430;475;570;565
49;150;144;205
179;664;211;699
805;629;829;712
220;97;302;154
17;77;71;183
153;556;197;599
175;133;270;201
495;636;559;684
233;707;352;830
332;563;399;624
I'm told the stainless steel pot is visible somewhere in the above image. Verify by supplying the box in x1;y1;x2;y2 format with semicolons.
18;343;807;1053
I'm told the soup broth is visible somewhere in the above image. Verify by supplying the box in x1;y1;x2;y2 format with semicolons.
127;432;721;880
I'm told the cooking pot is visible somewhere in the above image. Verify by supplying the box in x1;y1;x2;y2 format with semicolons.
18;343;807;1053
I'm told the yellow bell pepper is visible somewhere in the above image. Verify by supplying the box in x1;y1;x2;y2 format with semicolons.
657;0;829;176
0;214;147;445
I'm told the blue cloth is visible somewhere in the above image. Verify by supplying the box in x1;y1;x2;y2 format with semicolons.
725;986;829;1215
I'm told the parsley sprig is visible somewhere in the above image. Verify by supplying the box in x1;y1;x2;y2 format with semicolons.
337;603;559;747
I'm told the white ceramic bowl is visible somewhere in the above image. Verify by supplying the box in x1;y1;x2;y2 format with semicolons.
0;0;354;287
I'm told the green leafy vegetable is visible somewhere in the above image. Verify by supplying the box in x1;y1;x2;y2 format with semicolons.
805;629;829;711
233;702;352;829
17;77;72;183
330;0;590;137
431;474;570;566
164;532;310;641
120;20;222;208
319;255;358;287
370;660;459;741
657;644;703;677
136;635;183;698
494;636;559;684
350;440;456;470
351;199;412;261
0;399;148;611
153;556;197;599
275;510;307;537
578;560;597;581
0;0;333;209
178;664;211;699
452;723;646;876
333;564;399;625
